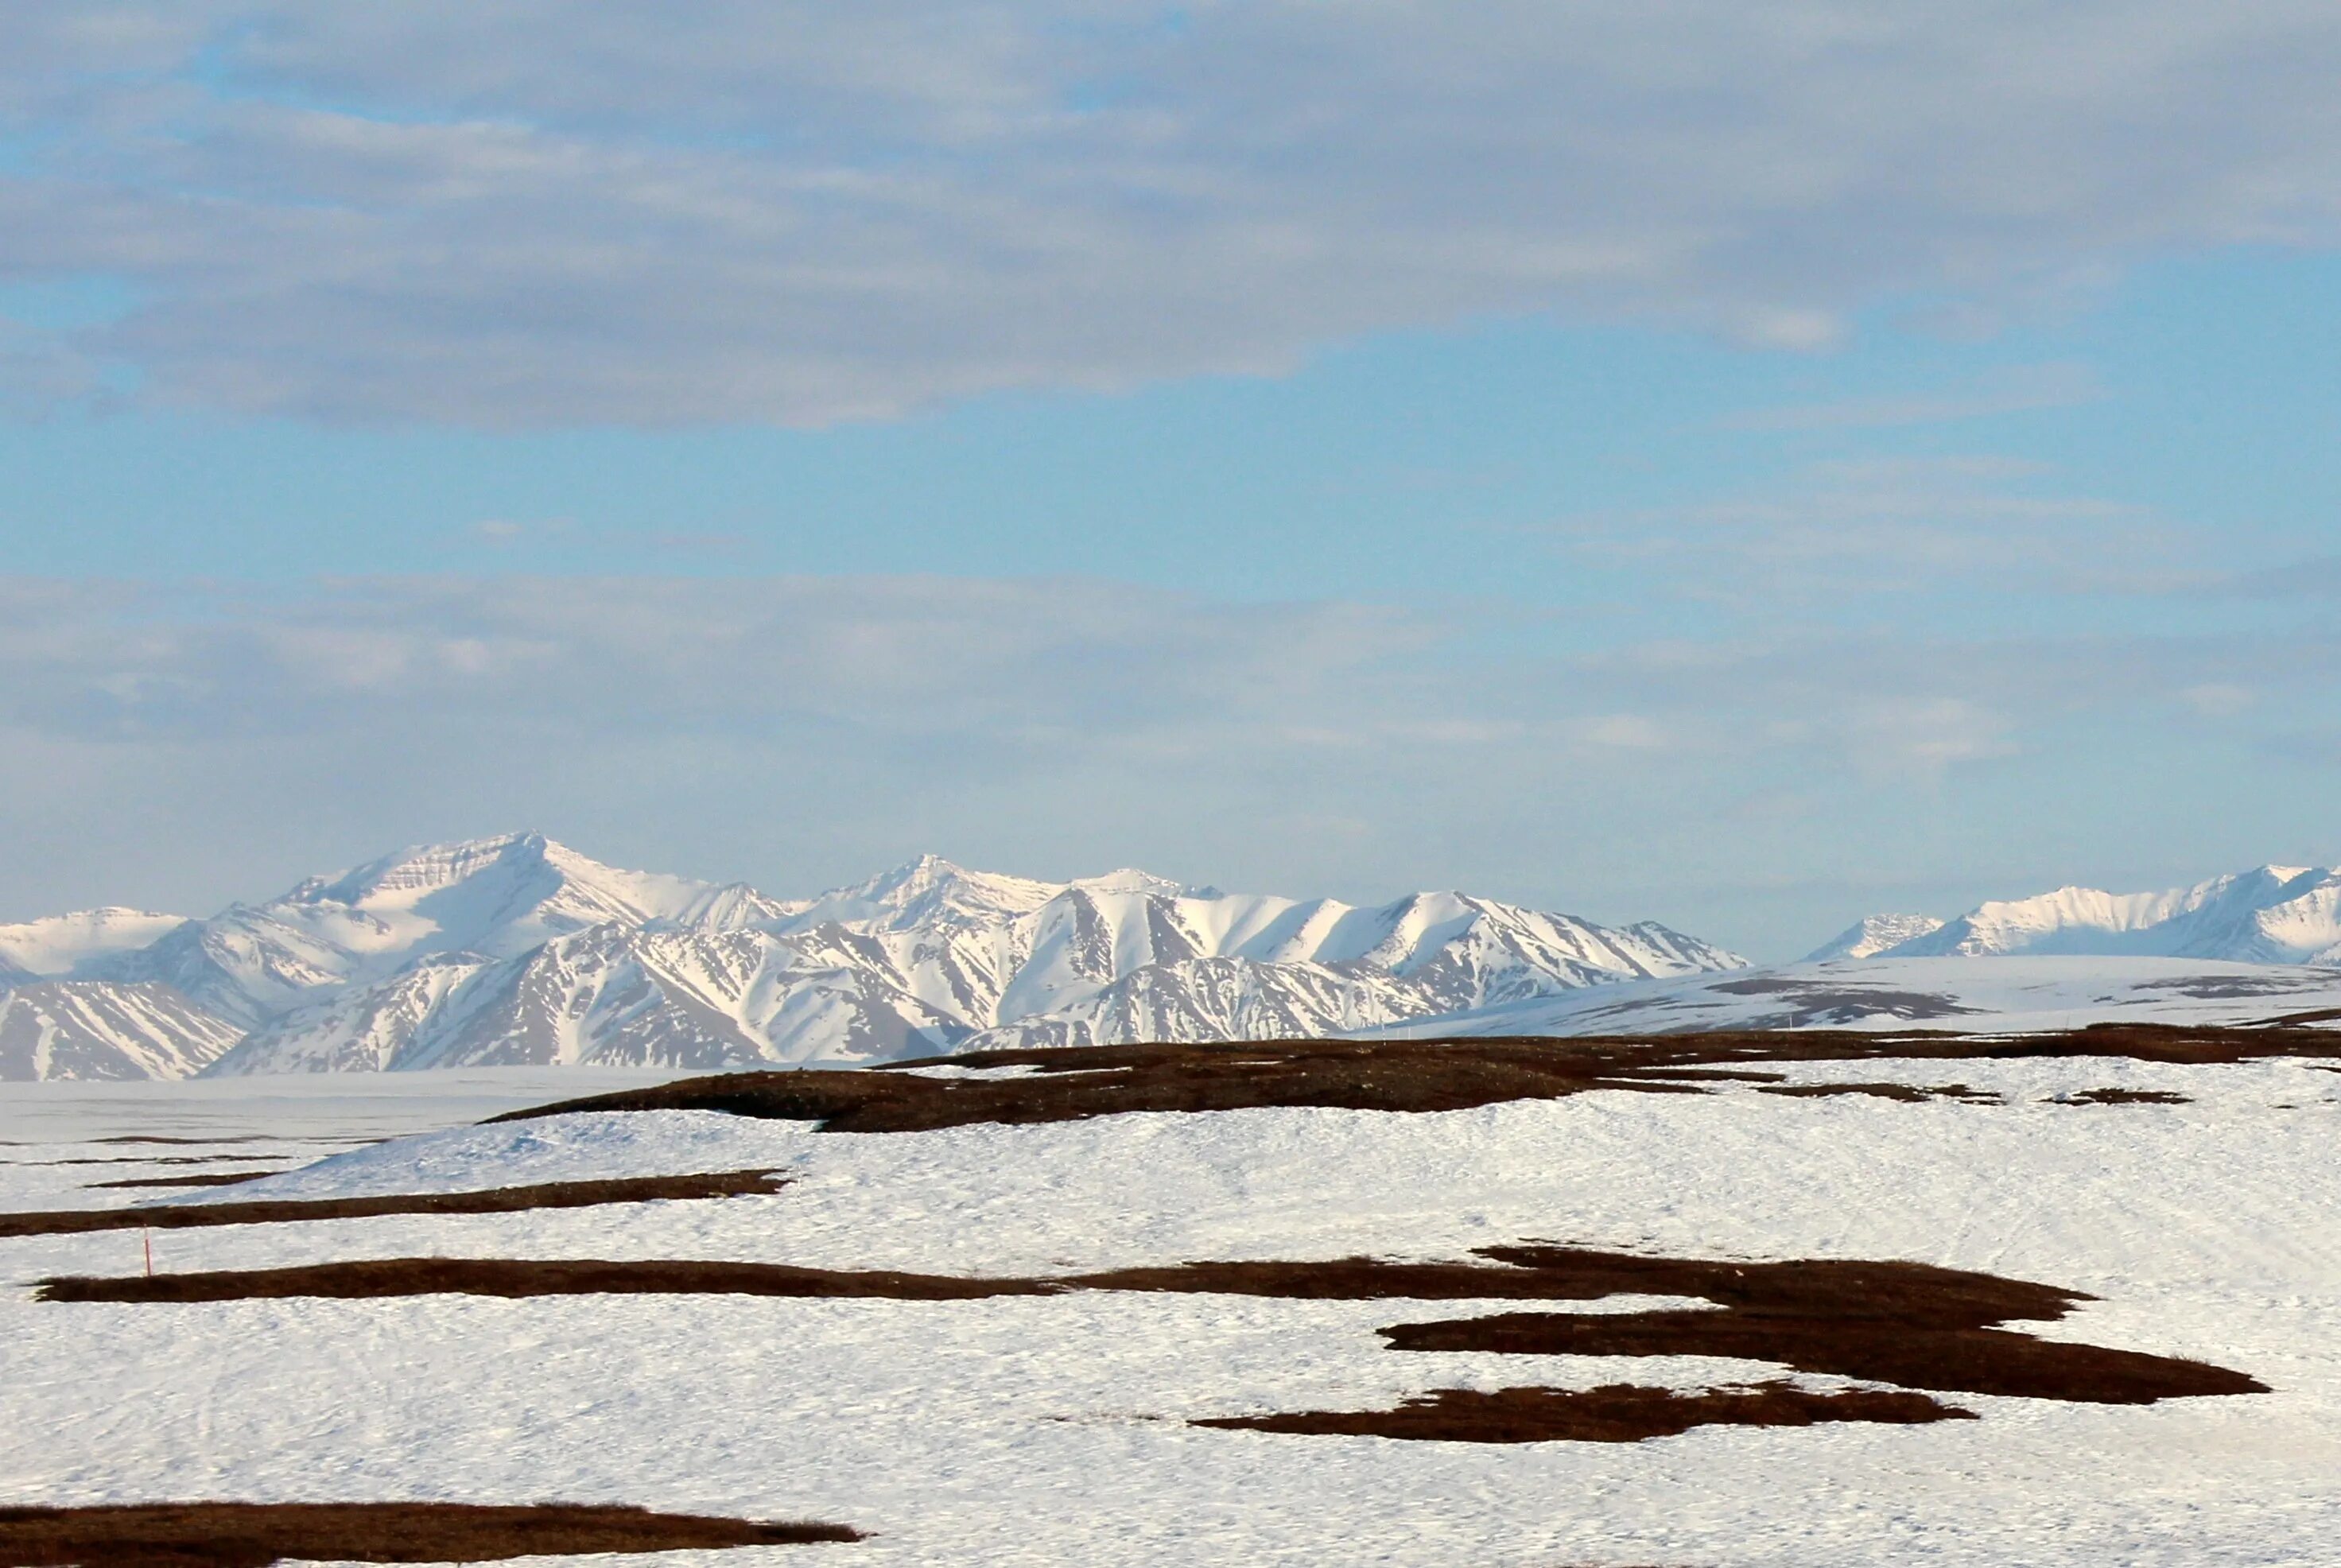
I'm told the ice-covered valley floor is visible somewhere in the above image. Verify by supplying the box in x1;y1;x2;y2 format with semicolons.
5;1050;2340;1566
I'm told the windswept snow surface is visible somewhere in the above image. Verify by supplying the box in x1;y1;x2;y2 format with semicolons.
0;1068;697;1214
6;1059;2341;1565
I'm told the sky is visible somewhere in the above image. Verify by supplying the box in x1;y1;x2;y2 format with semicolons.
3;2;2339;959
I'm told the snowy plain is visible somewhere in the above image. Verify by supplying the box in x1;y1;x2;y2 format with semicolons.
1383;954;2341;1037
5;1051;2341;1566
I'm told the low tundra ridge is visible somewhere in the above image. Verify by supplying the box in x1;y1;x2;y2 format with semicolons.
494;1025;2341;1134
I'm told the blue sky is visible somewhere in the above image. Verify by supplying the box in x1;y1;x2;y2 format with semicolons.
3;4;2339;956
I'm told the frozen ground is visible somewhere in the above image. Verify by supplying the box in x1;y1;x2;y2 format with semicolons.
0;1068;694;1216
1383;954;2341;1036
4;1050;2340;1565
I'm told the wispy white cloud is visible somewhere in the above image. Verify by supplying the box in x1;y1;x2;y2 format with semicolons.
1;3;2339;424
1723;363;2106;432
1540;451;2219;605
5;573;2336;936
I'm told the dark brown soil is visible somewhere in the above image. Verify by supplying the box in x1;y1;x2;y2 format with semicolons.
86;1171;278;1190
13;1155;288;1167
42;1243;2261;1407
491;1024;2341;1135
1197;1380;1971;1442
1756;1082;1998;1103
0;1170;785;1240
1105;1246;2261;1403
2055;1088;2192;1105
1757;1081;1930;1101
1381;1309;2255;1403
1399;1246;2261;1403
0;1501;860;1567
42;1256;1059;1304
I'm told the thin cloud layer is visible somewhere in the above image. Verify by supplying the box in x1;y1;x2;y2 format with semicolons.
3;2;2339;424
2;573;2332;941
0;576;1425;745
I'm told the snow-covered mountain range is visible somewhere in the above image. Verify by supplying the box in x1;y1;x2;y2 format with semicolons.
12;845;2341;1081
0;834;1745;1080
1534;864;2341;1040
1873;866;2341;964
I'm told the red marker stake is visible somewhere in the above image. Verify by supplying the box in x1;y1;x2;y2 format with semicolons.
143;1228;153;1278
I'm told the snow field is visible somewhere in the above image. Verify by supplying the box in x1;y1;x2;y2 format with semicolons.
4;1062;2340;1564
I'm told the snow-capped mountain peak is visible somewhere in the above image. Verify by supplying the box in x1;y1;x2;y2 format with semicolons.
0;907;191;980
1885;865;2341;964
75;834;790;1032
20;836;1753;1080
777;854;1066;933
1067;867;1192;898
283;831;778;939
284;831;557;907
1803;914;1950;964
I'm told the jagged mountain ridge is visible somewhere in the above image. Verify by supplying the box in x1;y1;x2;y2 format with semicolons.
1856;866;2341;964
0;981;244;1081
2;833;1749;1079
80;833;790;1030
0;907;188;979
212;855;1749;1073
25;844;2341;1082
1803;914;1948;964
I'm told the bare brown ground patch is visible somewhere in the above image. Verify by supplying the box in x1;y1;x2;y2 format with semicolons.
10;1155;288;1167
42;1245;2261;1408
0;1169;784;1240
0;1501;860;1567
2055;1087;2192;1105
1757;1082;1999;1104
1198;1380;1970;1442
491;1024;2341;1135
42;1256;1058;1304
86;1170;280;1190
